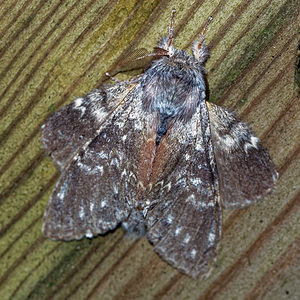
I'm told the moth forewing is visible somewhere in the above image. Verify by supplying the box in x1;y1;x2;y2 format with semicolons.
144;103;222;279
42;82;148;240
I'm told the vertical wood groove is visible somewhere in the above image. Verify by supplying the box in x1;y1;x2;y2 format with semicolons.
1;0;298;299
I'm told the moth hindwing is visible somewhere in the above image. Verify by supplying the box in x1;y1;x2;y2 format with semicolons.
41;9;278;278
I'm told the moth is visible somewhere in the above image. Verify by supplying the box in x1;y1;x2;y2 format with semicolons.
41;10;278;278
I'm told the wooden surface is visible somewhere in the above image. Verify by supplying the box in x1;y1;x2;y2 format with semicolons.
0;0;299;299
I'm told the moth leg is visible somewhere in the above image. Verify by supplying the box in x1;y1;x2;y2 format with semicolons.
105;72;122;83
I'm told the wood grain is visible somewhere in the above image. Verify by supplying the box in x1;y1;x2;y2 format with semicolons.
0;0;299;299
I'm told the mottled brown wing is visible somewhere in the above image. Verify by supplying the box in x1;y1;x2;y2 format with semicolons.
41;82;133;171
207;102;278;209
42;83;156;240
146;102;222;278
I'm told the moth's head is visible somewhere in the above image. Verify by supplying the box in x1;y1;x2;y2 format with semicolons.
156;10;212;65
103;10;212;83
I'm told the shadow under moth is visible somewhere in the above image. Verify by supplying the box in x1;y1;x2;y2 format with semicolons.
41;10;278;278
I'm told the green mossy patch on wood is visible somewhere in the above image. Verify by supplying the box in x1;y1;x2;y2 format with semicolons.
209;0;299;105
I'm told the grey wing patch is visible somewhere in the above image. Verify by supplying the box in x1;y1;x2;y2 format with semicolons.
146;103;221;278
43;83;150;240
41;82;133;171
43;128;129;240
207;102;278;209
43;153;129;240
